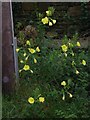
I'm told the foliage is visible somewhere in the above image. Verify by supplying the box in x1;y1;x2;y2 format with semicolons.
2;77;90;118
3;6;90;118
33;33;89;101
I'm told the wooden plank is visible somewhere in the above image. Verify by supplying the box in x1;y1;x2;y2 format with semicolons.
0;2;2;119
0;2;2;91
2;2;15;94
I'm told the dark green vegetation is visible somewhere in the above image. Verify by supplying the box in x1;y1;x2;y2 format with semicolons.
2;75;90;118
2;34;90;118
2;3;90;119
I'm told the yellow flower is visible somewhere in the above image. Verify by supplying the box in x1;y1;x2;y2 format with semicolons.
61;45;68;52
25;56;29;61
19;69;22;73
68;92;73;98
36;47;40;52
39;97;45;103
41;17;49;24
76;70;79;74
69;93;73;98
77;42;81;47
61;81;66;86
82;60;86;66
28;97;34;104
52;19;56;24
62;94;65;100
30;69;34;73
49;22;53;26
64;53;67;57
23;53;26;57
20;60;24;63
34;58;37;63
16;48;20;52
23;65;30;71
26;40;30;45
46;11;50;15
28;48;35;54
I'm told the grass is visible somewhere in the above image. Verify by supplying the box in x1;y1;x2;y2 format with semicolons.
2;72;90;118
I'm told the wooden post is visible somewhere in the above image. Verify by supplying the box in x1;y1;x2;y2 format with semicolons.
0;2;2;119
2;2;15;94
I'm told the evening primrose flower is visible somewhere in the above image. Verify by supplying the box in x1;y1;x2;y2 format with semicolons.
19;69;22;73
69;93;73;98
61;45;68;52
52;19;56;24
77;42;81;47
28;48;35;54
68;92;73;98
23;65;30;71
23;53;26;57
20;60;24;63
61;81;66;86
49;22;53;26
16;48;20;52
34;58;37;63
64;53;67;57
26;40;30;45
36;47;40;52
41;17;49;24
82;60;86;66
25;56;29;61
76;70;79;74
28;97;35;104
30;69;34;73
62;94;65;100
39;97;45;103
46;11;49;15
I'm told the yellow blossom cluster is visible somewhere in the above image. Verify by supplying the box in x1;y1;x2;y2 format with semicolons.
41;8;56;26
60;40;81;53
28;46;40;54
17;45;40;74
41;17;56;26
28;96;45;104
61;81;73;100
